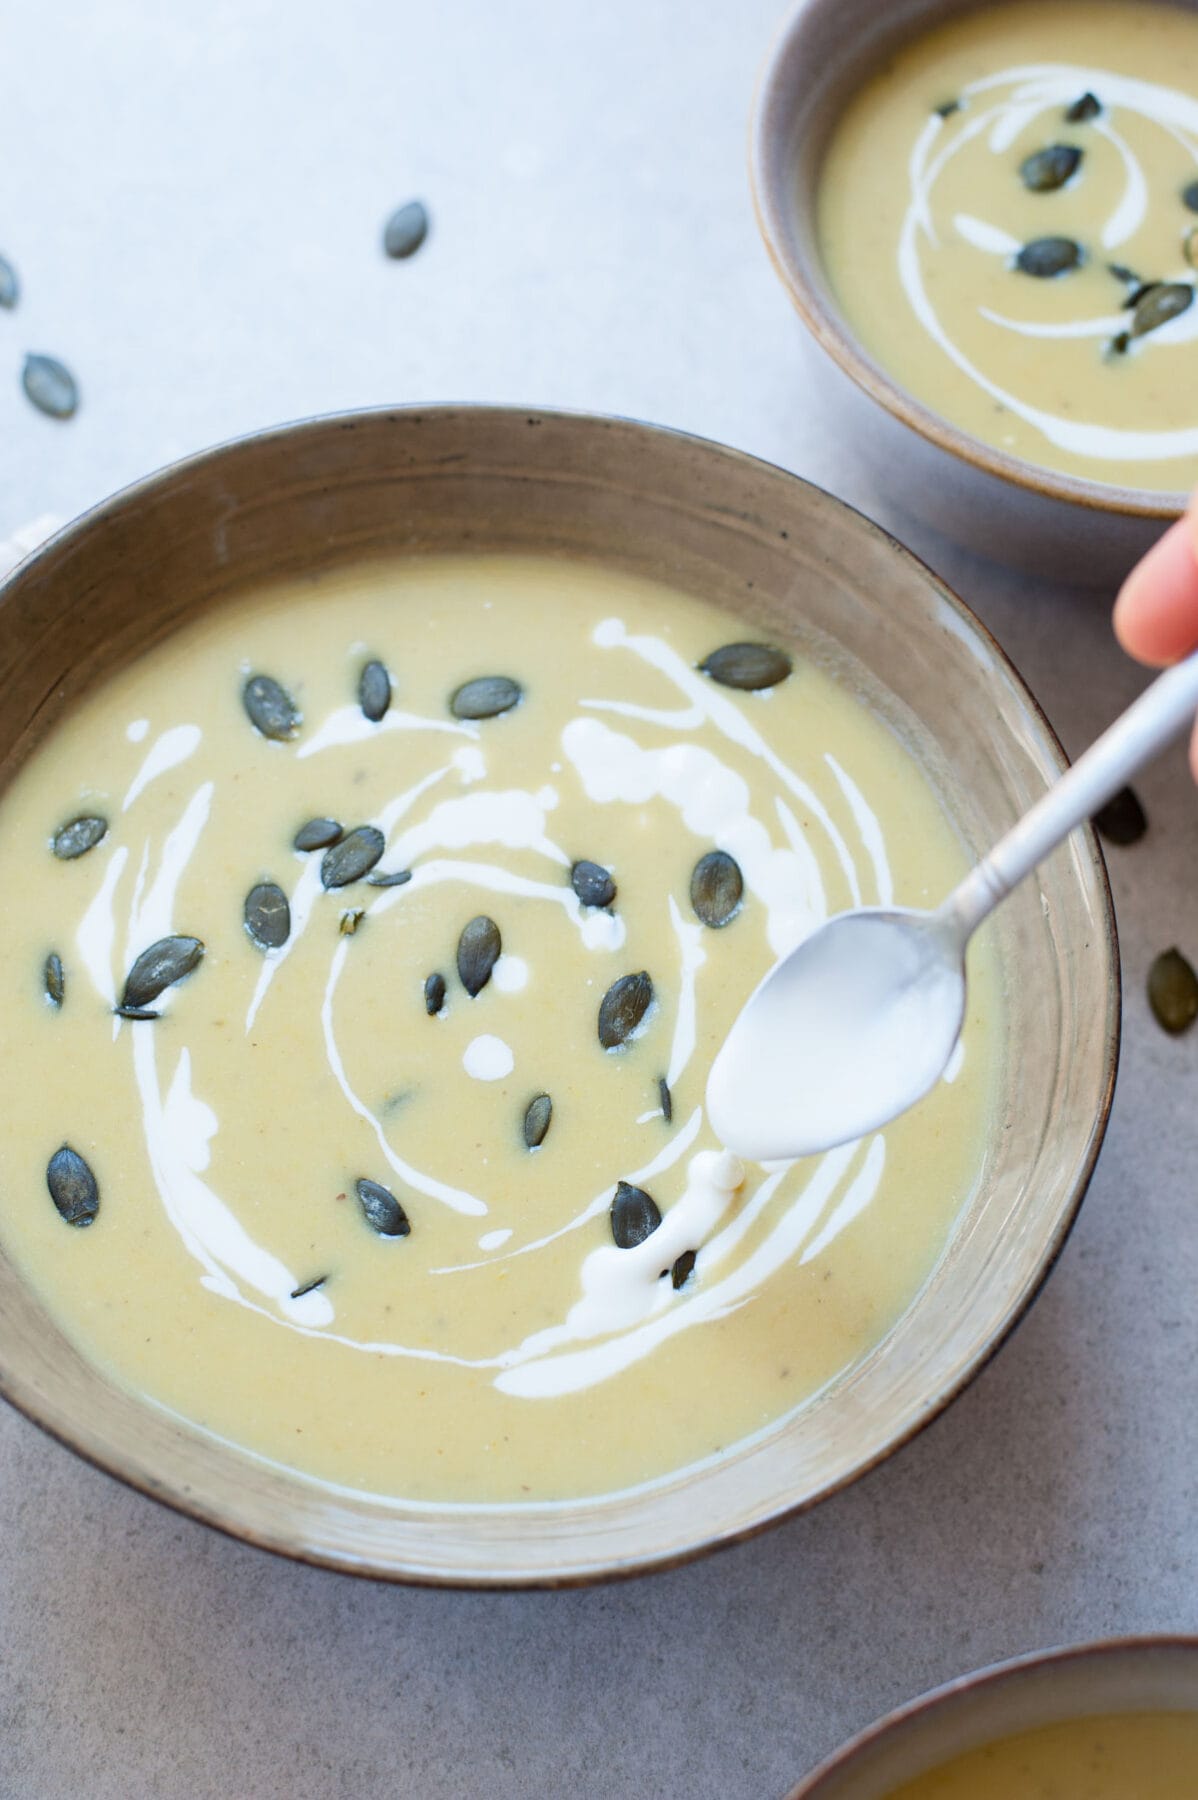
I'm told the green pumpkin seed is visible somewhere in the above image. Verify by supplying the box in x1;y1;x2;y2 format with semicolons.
22;353;78;419
243;673;301;740
244;882;290;950
457;915;502;996
610;1180;661;1249
658;1075;672;1123
359;658;391;721
690;849;744;928
290;1275;327;1299
424;971;447;1015
1016;237;1083;278
1092;786;1147;846
523;1092;553;1148
1019;144;1082;192
932;98;960;119
671;1249;697;1290
121;935;204;1008
47;1144;99;1227
0;254;18;309
1064;92;1101;122
1147;947;1198;1035
699;642;792;691
321;825;385;888
366;867;412;887
1108;263;1140;287
44;952;65;1008
356;1176;411;1237
571;859;616;908
339;908;365;936
294;816;343;851
383;199;429;260
52;814;108;860
1132;282;1193;338
449;675;522;720
115;1005;160;1021
1108;330;1131;356
598;971;654;1049
1182;180;1198;214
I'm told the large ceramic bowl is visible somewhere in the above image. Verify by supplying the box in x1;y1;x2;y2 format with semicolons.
787;1637;1198;1796
0;406;1118;1585
751;0;1193;583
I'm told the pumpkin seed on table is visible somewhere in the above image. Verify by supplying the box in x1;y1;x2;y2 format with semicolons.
52;814;107;860
1131;283;1193;338
610;1180;661;1249
424;971;447;1015
1016;237;1083;278
449;675;522;720
523;1092;553;1149
22;353;78;419
457;915;501;996
356;1176;410;1237
290;1276;327;1299
382;199;429;260
671;1249;697;1290
1092;786;1147;846
0;253;18;309
690;849;743;928
243;673;301;741
657;1076;673;1123
121;935;204;1008
1147;947;1198;1035
43;952;65;1007
1019;144;1082;192
571;859;616;909
1064;92;1101;123
47;1145;99;1227
598;971;654;1049
699;642;792;691
358;658;391;722
321;825;385;888
294;816;343;852
244;882;290;950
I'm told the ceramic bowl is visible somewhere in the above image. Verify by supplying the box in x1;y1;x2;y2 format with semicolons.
787;1637;1198;1795
0;405;1118;1585
751;0;1193;584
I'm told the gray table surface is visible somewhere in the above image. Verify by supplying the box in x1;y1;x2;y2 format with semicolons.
2;2;1196;1795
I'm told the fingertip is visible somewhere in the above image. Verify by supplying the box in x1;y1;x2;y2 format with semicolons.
1114;515;1198;666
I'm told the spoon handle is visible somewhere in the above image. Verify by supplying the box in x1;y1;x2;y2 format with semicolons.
945;648;1198;938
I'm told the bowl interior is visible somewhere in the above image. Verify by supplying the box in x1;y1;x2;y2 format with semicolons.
0;406;1117;1584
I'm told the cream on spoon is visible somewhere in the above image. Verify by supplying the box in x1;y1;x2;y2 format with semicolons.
708;650;1198;1161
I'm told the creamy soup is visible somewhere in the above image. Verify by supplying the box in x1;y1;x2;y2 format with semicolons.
885;1709;1198;1798
0;555;998;1505
819;0;1198;492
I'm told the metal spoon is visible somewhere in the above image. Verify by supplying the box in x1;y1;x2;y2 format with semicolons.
707;649;1198;1162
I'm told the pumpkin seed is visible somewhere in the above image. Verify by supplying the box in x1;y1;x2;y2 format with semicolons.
1147;947;1198;1035
44;952;64;1008
658;1076;672;1123
52;814;107;860
359;658;391;721
671;1249;697;1290
523;1092;553;1149
457;914;501;996
1064;92;1101;122
1124;281;1161;309
1109;330;1131;356
424;971;447;1015
571;859;616;908
383;199;429;260
366;867;412;887
22;353;77;419
294;816;343;852
933;98;960;119
1132;282;1193;338
121;935;204;1008
0;254;18;309
339;908;365;936
449;675;522;720
47;1144;99;1227
290;1276;327;1299
356;1176;411;1237
1016;236;1083;278
244;881;290;950
1019;144;1082;192
321;825;385;888
1186;228;1198;272
610;1180;661;1249
115;1005;160;1021
1183;180;1198;214
598;971;653;1049
243;673;301;740
699;642;792;690
1108;263;1140;287
1092;786;1147;846
690;849;744;928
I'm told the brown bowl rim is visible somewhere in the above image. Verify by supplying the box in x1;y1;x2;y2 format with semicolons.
0;402;1121;1587
748;0;1190;524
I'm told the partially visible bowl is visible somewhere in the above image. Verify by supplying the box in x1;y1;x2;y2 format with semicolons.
787;1637;1198;1796
750;0;1190;584
0;405;1117;1585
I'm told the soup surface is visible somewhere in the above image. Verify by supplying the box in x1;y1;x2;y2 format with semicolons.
819;0;1198;492
0;554;998;1505
885;1708;1198;1798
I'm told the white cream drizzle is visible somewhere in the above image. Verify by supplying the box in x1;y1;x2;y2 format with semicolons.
122;723;202;812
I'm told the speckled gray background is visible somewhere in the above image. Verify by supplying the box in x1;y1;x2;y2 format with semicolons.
2;2;1196;1795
